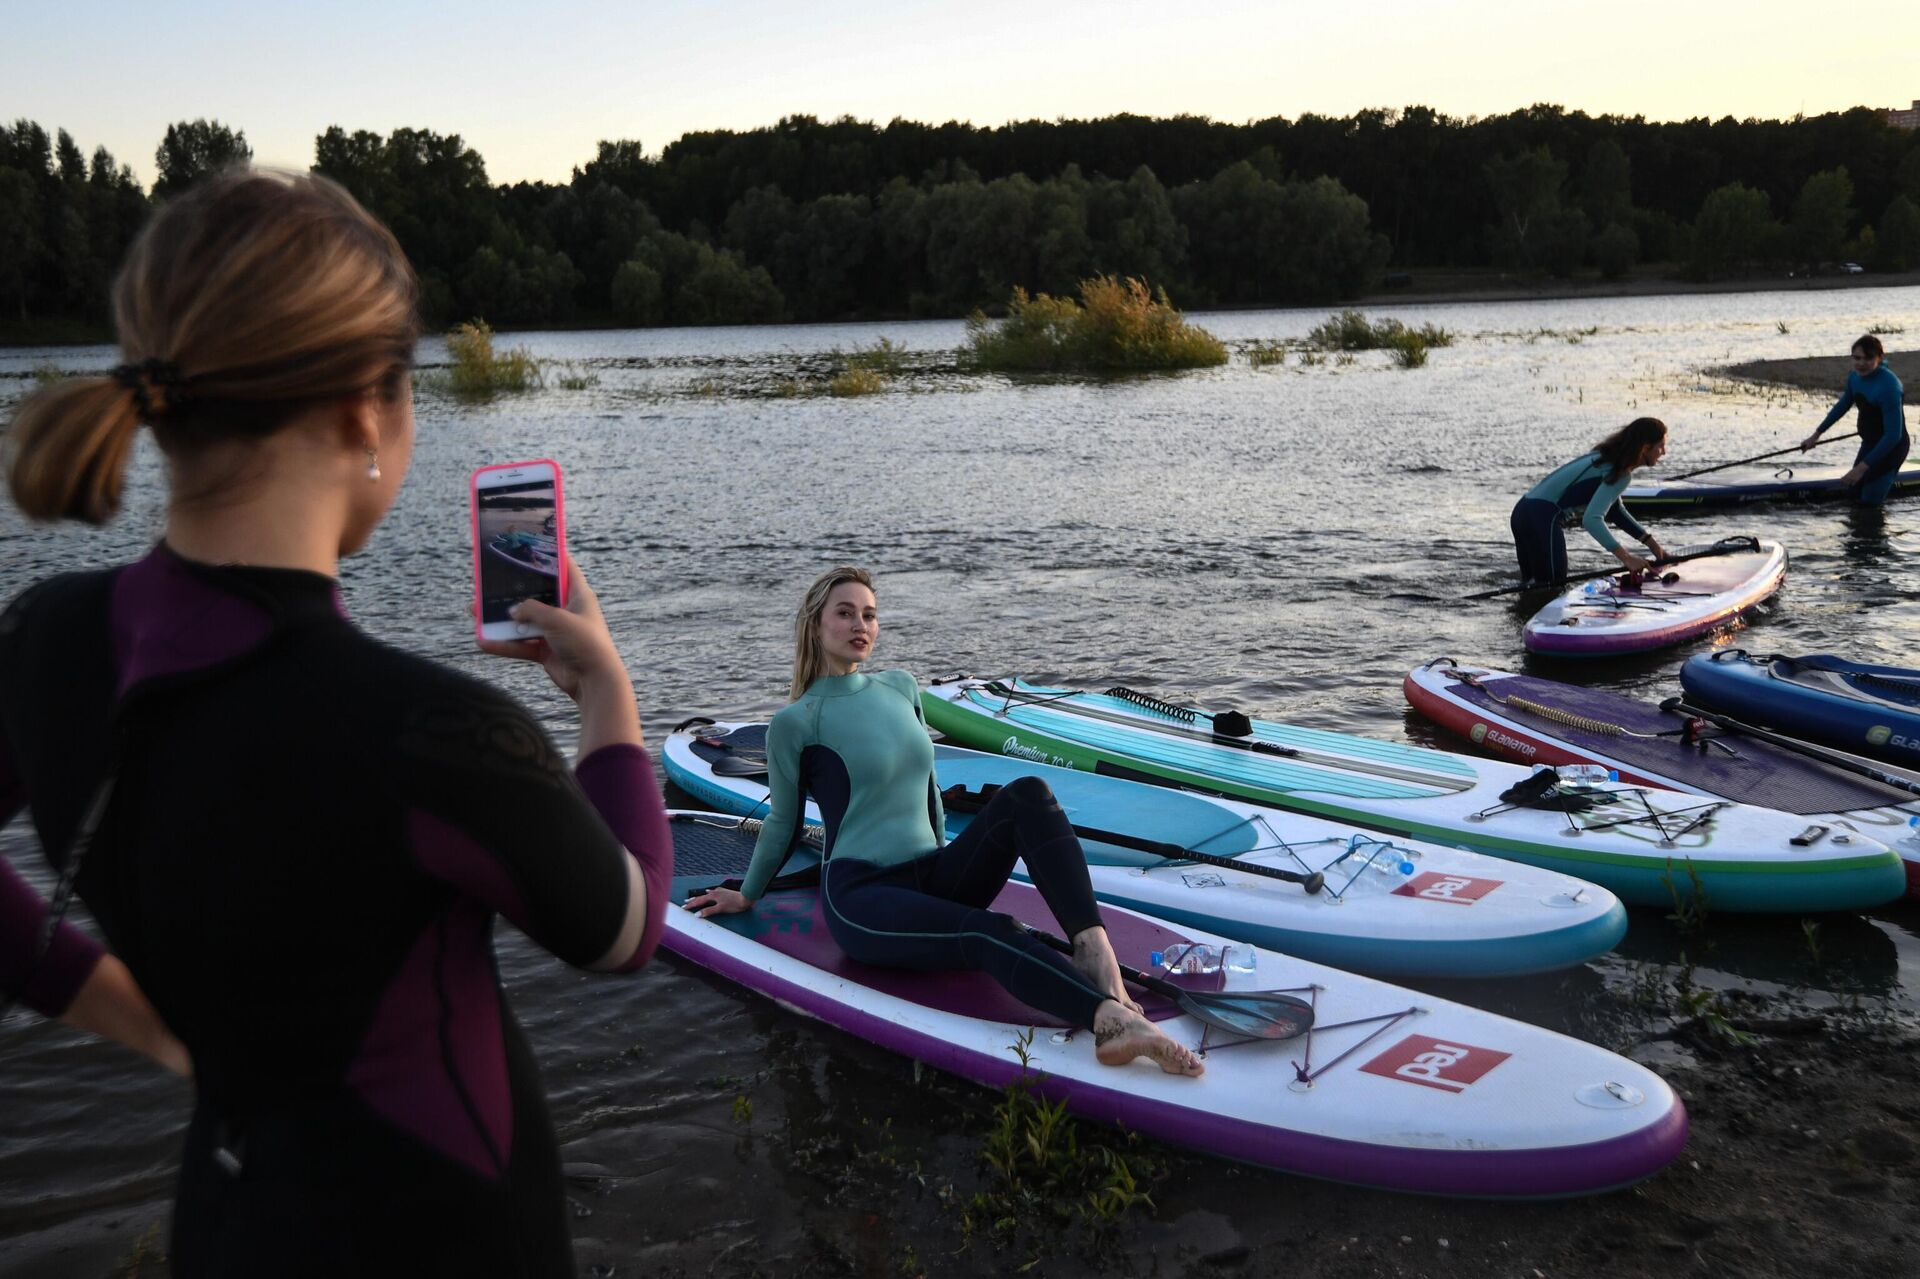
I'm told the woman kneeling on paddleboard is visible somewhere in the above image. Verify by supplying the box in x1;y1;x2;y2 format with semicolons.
1510;417;1669;588
0;171;671;1276
1799;334;1908;506
685;567;1203;1077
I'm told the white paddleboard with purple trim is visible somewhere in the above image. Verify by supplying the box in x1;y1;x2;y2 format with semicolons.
1522;538;1787;657
660;810;1687;1198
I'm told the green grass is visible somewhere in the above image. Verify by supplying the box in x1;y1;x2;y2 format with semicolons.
964;275;1227;372
964;1030;1159;1245
1307;308;1453;354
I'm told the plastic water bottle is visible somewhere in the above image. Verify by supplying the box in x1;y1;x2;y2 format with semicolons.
1370;853;1418;878
1151;943;1222;975
1224;944;1257;978
1555;764;1619;788
1901;815;1920;850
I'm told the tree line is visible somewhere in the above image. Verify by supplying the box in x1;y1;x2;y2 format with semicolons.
4;107;1919;335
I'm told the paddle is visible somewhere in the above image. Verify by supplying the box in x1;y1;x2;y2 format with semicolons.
1659;431;1857;482
971;681;1476;794
1657;697;1920;799
1464;535;1761;601
939;783;1327;894
1019;922;1315;1040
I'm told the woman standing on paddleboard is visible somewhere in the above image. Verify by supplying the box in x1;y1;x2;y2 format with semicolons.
685;567;1204;1077
1510;417;1669;588
0;170;671;1277
1799;334;1908;506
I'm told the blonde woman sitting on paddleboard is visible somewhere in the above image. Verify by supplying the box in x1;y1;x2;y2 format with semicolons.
1510;417;1669;589
685;566;1203;1076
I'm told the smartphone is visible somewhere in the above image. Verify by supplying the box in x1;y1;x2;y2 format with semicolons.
470;459;568;644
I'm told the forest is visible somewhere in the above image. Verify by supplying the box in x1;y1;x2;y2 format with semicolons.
3;105;1919;337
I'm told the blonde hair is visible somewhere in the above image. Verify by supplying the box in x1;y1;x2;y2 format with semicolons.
6;168;418;524
790;565;876;700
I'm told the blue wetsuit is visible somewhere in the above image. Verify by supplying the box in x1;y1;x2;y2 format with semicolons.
1812;364;1909;505
743;670;1109;1028
1509;451;1653;587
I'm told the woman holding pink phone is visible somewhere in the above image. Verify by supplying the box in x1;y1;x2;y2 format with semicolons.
0;171;669;1276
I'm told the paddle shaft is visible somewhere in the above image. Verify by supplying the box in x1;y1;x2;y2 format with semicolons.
973;683;1474;794
1662;431;1857;482
1464;536;1760;600
1058;821;1327;893
1661;697;1920;798
938;783;1326;892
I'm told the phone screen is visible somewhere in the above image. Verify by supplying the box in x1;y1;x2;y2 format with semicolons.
475;476;562;624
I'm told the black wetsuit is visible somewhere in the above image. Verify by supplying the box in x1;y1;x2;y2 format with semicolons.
0;545;671;1277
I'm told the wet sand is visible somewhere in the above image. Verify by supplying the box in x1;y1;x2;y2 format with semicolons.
1720;351;1920;403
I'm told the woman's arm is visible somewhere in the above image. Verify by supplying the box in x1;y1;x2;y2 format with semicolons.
60;952;191;1076
418;560;668;972
1802;383;1860;450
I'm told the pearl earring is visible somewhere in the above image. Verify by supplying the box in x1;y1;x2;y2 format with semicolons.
366;449;381;482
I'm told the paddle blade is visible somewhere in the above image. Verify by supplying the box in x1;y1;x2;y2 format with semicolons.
1182;990;1315;1041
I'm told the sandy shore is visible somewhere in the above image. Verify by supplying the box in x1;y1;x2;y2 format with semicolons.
1720;351;1919;403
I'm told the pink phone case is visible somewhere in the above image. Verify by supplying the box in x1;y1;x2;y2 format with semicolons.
469;459;568;646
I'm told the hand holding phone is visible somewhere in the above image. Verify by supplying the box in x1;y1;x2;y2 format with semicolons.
471;459;568;645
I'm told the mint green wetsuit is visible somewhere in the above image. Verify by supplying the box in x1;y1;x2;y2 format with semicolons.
1510;451;1653;586
743;670;1109;1028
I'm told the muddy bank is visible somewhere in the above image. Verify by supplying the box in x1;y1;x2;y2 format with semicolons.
1720;351;1920;403
1354;268;1920;311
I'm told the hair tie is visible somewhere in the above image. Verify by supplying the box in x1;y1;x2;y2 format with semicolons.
111;358;192;422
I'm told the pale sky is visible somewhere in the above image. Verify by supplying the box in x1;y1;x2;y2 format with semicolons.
7;1;1914;187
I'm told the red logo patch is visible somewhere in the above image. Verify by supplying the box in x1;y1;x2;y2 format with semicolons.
1359;1035;1512;1092
1392;871;1502;904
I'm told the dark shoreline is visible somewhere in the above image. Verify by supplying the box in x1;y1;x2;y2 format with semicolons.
6;270;1918;351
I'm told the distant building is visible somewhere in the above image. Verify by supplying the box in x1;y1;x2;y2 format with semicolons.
1890;100;1920;129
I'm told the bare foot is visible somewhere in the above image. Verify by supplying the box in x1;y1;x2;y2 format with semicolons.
1071;927;1144;1015
1092;1002;1205;1076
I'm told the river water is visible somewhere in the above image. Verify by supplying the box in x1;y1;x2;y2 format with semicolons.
3;285;1919;1273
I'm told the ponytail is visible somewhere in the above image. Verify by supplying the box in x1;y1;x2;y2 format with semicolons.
6;377;147;524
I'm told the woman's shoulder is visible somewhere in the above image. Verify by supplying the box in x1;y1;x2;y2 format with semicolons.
872;668;920;698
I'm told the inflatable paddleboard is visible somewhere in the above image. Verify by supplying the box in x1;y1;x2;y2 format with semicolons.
660;810;1688;1198
1522;539;1786;657
664;722;1628;978
1624;467;1920;510
921;678;1906;912
1681;650;1920;771
1405;660;1920;901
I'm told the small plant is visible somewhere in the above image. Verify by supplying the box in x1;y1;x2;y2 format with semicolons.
444;319;544;395
967;1029;1159;1243
844;335;908;376
1800;918;1823;965
1307;310;1451;361
964;275;1227;372
1662;857;1710;933
730;1093;753;1124
1244;339;1288;367
1866;321;1906;335
1387;330;1430;368
114;1223;165;1279
1297;348;1323;366
549;359;599;390
30;361;62;386
828;365;888;397
1775;320;1791;335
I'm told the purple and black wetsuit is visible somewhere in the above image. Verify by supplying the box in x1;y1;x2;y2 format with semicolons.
0;544;671;1277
